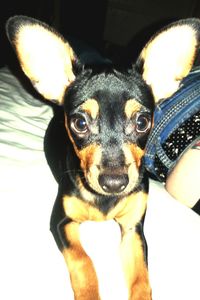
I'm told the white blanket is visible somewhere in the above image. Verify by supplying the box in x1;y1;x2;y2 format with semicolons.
0;67;199;300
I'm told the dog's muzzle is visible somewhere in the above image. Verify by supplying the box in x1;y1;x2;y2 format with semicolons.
98;173;129;194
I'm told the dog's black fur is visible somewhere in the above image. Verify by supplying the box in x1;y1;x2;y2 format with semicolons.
46;63;154;251
6;15;200;300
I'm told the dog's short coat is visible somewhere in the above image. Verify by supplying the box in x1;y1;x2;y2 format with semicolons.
6;16;200;300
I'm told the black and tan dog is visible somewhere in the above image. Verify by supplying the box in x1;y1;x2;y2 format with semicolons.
6;16;200;300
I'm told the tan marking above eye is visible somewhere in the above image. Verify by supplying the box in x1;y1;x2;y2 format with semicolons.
124;100;142;119
63;194;105;222
81;99;99;119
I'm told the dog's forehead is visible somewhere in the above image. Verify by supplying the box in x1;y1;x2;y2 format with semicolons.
66;65;153;113
80;67;142;100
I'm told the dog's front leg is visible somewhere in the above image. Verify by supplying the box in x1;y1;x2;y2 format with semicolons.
120;225;152;300
62;221;100;300
79;220;129;300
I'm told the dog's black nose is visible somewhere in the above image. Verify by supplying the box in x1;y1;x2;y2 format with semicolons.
99;174;129;194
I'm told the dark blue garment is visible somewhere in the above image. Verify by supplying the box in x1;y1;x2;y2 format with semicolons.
144;67;200;181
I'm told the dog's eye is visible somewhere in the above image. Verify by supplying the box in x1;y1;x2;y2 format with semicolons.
70;116;89;135
135;113;151;133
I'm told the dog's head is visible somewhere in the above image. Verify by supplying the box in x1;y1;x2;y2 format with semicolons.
6;16;200;197
63;65;153;196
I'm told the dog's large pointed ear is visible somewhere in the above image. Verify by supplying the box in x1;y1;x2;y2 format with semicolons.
136;18;200;103
6;16;77;104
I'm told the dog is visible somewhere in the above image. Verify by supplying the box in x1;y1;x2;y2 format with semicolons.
6;16;200;300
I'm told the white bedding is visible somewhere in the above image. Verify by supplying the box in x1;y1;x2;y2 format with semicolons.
0;66;199;300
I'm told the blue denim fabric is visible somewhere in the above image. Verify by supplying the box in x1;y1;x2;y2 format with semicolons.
144;67;200;181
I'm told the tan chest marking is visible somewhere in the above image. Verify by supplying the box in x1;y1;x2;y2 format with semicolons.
63;189;148;228
63;195;105;222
